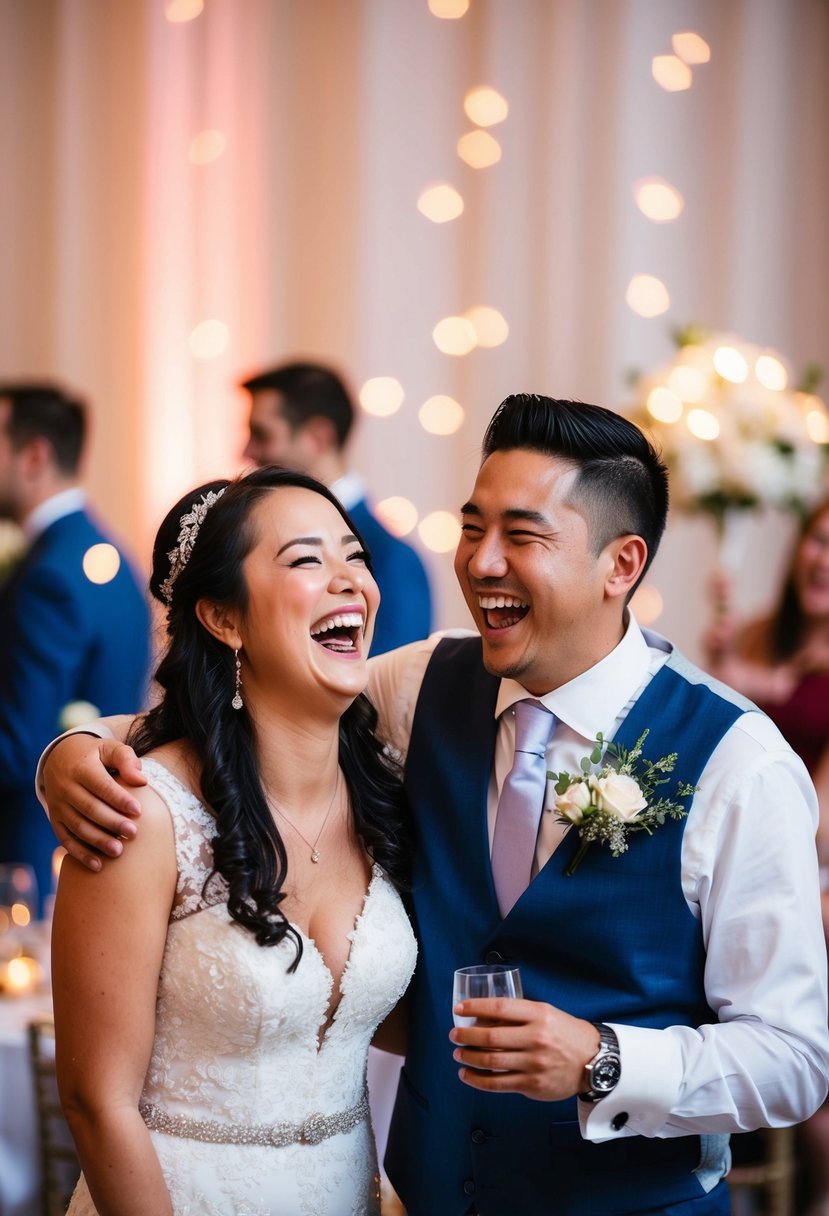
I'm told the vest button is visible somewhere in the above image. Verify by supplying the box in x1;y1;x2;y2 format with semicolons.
463;1179;476;1196
471;1128;487;1144
611;1112;629;1131
485;950;504;964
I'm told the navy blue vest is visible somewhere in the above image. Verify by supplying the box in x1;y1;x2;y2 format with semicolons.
386;637;747;1216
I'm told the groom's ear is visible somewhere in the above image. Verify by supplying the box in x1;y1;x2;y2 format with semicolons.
195;598;242;649
603;534;648;600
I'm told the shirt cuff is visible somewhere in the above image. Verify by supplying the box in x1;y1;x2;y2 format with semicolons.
35;723;114;809
578;1023;683;1141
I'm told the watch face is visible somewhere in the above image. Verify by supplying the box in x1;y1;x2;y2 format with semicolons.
592;1054;621;1092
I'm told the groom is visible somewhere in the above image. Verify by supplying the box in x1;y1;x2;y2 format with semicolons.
39;395;829;1215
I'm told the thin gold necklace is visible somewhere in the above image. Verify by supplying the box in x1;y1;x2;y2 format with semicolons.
270;770;341;864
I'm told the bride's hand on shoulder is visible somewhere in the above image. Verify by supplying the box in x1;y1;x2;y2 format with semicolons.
41;724;147;870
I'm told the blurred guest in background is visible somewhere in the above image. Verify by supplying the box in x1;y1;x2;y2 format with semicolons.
241;361;432;654
703;497;829;844
0;383;150;909
704;496;829;1216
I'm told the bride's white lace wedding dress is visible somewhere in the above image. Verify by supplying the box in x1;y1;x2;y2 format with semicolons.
67;759;417;1216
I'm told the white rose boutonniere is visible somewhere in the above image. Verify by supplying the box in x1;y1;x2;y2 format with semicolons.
552;730;697;876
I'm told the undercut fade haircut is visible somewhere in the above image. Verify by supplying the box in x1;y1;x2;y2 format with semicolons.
481;394;669;589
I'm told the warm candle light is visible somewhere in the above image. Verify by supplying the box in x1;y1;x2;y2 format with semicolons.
1;955;42;995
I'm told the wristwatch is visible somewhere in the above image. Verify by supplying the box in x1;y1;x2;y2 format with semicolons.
578;1023;621;1103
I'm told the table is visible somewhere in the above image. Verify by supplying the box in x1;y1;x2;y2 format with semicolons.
0;991;52;1216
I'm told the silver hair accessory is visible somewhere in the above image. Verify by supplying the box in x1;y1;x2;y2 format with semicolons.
231;648;243;710
160;487;227;606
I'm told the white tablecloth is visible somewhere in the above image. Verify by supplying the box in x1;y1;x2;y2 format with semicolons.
0;991;52;1216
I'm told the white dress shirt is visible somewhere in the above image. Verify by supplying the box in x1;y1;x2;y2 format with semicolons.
22;487;86;543
367;615;829;1141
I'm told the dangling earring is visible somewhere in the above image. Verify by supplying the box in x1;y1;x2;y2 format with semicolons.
231;648;243;710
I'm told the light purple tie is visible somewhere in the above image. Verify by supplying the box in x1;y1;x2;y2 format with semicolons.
491;700;556;917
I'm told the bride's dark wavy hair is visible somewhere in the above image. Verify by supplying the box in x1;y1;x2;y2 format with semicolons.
128;465;410;963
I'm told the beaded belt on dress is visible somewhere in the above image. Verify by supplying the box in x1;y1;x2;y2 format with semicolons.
139;1092;370;1148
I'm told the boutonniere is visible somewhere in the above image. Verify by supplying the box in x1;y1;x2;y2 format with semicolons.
550;729;698;876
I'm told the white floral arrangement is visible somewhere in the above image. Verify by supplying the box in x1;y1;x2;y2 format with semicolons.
626;326;829;528
552;730;697;876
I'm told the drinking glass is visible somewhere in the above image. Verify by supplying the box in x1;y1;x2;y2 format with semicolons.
452;964;522;1072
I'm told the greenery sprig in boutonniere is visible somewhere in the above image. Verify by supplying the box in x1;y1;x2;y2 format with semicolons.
551;729;698;876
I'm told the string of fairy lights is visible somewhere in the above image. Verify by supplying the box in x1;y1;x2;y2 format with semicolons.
158;0;753;585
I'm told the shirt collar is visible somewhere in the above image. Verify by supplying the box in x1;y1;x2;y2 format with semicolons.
331;471;365;512
495;611;671;742
23;487;86;543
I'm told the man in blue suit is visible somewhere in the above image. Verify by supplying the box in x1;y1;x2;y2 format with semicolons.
240;362;432;654
0;384;150;910
35;396;829;1214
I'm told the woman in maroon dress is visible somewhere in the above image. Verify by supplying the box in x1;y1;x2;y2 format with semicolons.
705;496;829;1216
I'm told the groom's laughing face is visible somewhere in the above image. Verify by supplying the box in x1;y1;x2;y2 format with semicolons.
453;448;619;695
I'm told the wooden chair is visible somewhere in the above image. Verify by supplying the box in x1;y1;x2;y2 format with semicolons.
727;1127;798;1216
27;1016;80;1216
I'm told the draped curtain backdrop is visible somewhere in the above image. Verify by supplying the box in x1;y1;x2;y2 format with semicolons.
1;0;827;657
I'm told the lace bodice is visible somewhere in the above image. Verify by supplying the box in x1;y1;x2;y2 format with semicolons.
68;758;417;1216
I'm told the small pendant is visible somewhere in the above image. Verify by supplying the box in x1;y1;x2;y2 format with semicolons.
311;850;320;863
231;693;243;711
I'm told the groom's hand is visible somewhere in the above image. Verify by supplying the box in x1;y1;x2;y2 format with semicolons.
42;734;146;871
449;998;599;1101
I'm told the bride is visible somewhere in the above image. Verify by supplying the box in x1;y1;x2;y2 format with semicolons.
51;466;416;1216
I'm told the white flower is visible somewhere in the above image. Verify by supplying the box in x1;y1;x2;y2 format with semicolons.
58;701;101;731
554;780;593;824
627;330;828;518
590;772;647;822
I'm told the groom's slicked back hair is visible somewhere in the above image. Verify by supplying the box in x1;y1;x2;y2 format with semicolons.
482;394;670;580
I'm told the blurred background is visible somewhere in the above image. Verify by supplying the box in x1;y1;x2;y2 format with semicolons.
1;0;828;654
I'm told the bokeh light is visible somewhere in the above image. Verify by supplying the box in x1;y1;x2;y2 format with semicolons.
375;496;419;537
755;354;787;391
189;319;229;360
672;31;711;65
457;130;502;169
713;345;748;383
418;510;462;553
358;377;405;417
432;316;477;356
83;543;121;585
651;55;692;91
646;387;683;424
417;183;465;223
626;274;670;318
165;0;203;22
633;177;684;222
686;408;720;440
667;365;706;402
419;394;465;435
464;305;508;348
428;0;469;16
463;86;509;127
189;130;227;165
805;404;829;444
